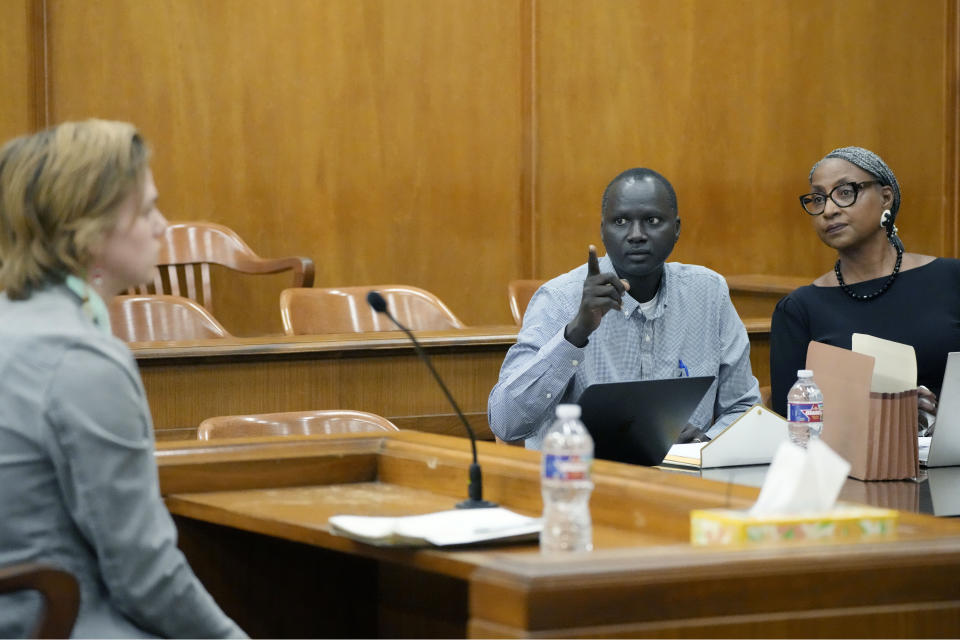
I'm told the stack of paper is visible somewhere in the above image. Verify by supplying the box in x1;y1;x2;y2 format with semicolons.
328;507;541;547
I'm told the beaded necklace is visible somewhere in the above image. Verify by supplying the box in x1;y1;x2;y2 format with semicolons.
833;240;903;301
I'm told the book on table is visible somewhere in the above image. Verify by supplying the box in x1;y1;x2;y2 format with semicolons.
328;507;541;547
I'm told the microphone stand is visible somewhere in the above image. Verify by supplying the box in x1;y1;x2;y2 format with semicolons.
367;291;497;509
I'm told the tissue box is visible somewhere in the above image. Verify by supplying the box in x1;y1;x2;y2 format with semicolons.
691;505;898;546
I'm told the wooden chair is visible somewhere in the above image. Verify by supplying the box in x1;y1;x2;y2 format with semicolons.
760;385;773;410
109;294;232;342
197;409;400;440
507;279;544;325
280;285;465;335
129;221;315;314
0;563;79;638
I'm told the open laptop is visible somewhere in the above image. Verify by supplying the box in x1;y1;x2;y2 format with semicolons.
923;351;960;468
926;467;960;515
578;376;715;466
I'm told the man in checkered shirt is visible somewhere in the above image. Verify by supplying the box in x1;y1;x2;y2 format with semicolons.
489;168;761;449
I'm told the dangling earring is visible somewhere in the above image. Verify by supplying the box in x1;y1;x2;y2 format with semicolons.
91;266;104;290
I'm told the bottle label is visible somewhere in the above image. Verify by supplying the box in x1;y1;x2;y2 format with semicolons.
543;453;591;480
788;402;822;423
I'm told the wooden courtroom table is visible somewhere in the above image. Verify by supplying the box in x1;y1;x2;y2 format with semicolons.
134;323;772;440
157;431;960;638
667;464;960;517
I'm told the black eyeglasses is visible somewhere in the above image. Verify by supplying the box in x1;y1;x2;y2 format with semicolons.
799;180;881;215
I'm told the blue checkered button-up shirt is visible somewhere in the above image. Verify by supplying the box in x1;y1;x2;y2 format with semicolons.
488;257;761;448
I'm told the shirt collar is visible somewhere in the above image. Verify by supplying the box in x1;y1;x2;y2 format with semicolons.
599;255;670;320
64;274;113;335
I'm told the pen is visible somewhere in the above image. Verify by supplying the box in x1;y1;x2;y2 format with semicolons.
678;359;690;377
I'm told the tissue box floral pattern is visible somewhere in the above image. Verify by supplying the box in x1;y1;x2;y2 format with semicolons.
690;506;898;546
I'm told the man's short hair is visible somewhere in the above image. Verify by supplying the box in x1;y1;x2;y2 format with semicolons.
601;167;678;216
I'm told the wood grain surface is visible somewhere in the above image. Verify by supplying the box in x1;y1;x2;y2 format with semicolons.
37;0;524;334
3;1;955;335
134;327;518;437
157;431;960;638
534;0;953;282
0;0;36;142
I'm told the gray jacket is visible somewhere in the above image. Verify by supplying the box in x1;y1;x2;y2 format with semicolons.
0;284;244;638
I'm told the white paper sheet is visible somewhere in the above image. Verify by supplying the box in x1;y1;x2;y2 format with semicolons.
328;507;541;547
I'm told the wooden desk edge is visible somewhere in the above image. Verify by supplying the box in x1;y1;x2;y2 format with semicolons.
130;325;522;360
131;322;771;361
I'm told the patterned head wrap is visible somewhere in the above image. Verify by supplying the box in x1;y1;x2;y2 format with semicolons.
809;146;902;249
809;146;901;216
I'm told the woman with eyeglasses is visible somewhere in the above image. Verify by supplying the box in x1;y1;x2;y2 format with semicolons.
769;146;959;430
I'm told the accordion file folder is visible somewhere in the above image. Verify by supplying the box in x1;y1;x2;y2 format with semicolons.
806;340;918;481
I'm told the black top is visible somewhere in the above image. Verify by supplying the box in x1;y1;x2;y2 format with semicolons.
769;258;960;416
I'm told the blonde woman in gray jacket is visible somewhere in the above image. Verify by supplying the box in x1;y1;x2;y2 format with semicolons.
0;120;245;638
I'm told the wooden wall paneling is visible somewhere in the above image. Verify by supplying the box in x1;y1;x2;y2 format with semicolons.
142;357;341;429
173;515;381;638
17;0;959;332
136;334;512;436
534;0;952;284
43;0;525;334
744;320;769;389
334;349;501;417
518;0;538;282
0;0;43;143
947;0;960;259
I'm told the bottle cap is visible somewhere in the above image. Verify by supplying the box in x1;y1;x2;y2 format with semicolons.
555;403;581;419
797;369;813;378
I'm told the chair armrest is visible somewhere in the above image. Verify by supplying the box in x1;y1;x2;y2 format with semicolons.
228;254;315;287
0;563;79;638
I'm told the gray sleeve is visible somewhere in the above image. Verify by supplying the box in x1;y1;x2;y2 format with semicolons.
488;286;585;442
707;285;762;438
44;345;246;639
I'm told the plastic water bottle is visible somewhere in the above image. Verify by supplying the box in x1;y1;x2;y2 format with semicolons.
787;369;824;448
540;404;594;553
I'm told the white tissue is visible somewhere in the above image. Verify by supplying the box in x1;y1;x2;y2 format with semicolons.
749;439;851;516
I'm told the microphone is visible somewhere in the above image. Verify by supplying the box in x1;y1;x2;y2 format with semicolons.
367;290;496;509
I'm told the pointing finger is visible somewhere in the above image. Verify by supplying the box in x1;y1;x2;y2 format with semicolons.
587;245;600;276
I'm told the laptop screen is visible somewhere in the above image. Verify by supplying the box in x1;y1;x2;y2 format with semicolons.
578;376;715;466
926;351;960;468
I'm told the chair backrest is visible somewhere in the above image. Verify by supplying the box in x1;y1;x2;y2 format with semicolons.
197;409;400;440
280;285;465;335
0;563;79;638
507;279;544;325
109;294;232;342
129;221;315;312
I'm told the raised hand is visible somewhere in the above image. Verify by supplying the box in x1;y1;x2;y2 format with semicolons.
564;245;630;347
918;385;938;436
